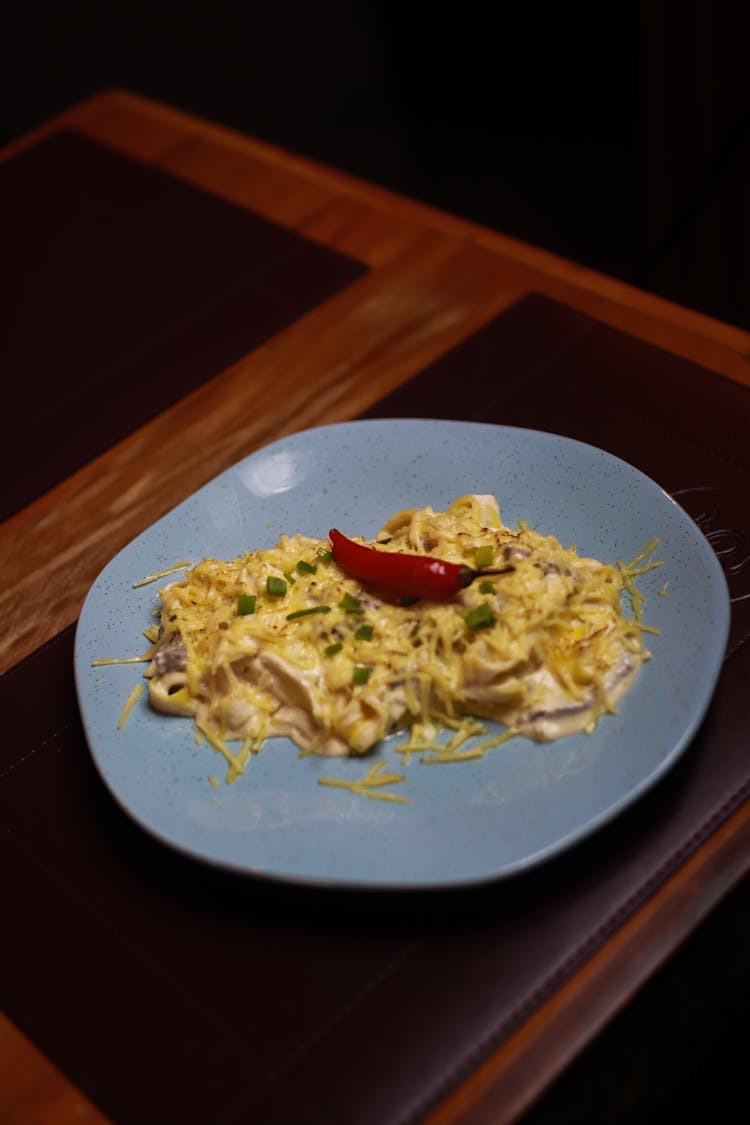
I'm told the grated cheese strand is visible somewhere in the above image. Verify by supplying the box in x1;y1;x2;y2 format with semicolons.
117;683;144;729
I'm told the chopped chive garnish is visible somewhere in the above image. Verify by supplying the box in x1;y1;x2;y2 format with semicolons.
377;537;392;544
465;602;496;631
410;623;420;637
266;576;287;597
324;642;343;656
283;571;297;585
339;592;363;613
479;580;495;594
354;624;374;641
475;545;493;568
237;594;256;616
317;547;333;562
296;559;317;575
286;606;332;620
352;664;372;684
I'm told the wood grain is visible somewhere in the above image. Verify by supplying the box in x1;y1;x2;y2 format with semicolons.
3;89;750;1125
0;1016;108;1125
422;797;750;1124
3;90;750;678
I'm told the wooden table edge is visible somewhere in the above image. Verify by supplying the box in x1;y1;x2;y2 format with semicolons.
7;88;749;362
3;88;750;1125
99;91;750;356
420;791;750;1124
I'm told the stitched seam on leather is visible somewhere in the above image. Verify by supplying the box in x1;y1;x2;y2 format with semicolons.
1;820;243;1051
219;940;422;1125
399;774;750;1125
0;725;69;783
724;629;749;661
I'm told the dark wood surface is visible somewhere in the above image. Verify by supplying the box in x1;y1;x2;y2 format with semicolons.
2;91;750;1125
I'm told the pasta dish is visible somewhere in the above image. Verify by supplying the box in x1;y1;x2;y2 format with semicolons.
147;495;653;758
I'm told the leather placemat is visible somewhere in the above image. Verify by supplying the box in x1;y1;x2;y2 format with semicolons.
2;295;748;1125
0;130;367;521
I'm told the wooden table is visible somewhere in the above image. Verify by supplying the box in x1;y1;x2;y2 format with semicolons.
2;90;749;1124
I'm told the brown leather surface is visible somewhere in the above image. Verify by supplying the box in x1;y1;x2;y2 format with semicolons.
0;131;367;520
1;295;748;1125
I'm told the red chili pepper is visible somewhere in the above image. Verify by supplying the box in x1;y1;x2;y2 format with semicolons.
328;528;512;601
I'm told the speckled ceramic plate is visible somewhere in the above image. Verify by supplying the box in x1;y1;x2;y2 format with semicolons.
74;420;730;888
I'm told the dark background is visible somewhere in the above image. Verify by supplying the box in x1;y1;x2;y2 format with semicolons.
3;0;750;330
3;2;749;1120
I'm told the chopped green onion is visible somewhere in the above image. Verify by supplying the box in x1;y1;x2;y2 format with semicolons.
410;623;420;637
354;624;374;641
475;545;494;568
377;537;392;544
339;592;363;613
352;664;372;684
317;547;333;562
266;576;287;598
237;594;256;616
283;571;297;585
464;602;496;631
324;642;343;656
479;580;495;594
286;606;331;620
296;559;317;575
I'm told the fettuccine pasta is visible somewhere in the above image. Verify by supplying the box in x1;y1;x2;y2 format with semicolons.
147;495;653;757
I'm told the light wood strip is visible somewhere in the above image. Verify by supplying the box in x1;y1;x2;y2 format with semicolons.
67;90;750;367
3;88;750;1125
0;234;519;675
421;795;750;1123
0;1015;109;1125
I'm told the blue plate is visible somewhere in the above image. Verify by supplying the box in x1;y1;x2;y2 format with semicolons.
75;421;730;888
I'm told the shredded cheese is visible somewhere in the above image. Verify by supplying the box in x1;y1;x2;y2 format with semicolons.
132;561;192;589
318;760;409;803
145;495;658;764
117;683;144;729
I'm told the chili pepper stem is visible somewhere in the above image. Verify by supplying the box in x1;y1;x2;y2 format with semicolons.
458;564;516;589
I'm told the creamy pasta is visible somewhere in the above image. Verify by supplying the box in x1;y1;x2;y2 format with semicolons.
147;495;652;757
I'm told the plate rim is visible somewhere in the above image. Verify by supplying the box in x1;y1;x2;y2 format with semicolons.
74;419;731;890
